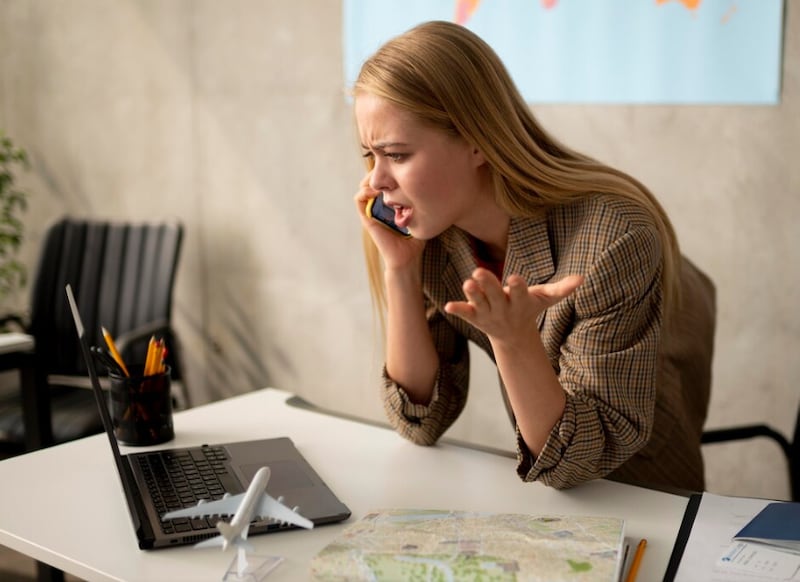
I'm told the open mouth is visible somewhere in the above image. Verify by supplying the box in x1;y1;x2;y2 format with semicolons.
389;202;413;229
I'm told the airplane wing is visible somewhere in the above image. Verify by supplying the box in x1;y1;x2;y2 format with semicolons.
162;493;245;520
254;494;314;529
162;492;313;530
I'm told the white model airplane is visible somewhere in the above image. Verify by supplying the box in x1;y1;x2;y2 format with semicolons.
161;466;314;552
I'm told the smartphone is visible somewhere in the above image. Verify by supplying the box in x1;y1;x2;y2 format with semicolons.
365;193;411;237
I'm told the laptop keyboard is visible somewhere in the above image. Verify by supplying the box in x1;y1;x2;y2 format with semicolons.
137;446;238;535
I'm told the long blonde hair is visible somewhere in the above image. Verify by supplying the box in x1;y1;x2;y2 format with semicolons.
354;20;680;315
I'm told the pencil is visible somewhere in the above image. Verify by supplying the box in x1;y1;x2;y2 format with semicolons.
101;327;130;377
157;338;166;374
625;538;647;582
144;336;157;376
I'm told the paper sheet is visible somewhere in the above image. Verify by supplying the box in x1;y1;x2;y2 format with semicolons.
717;541;800;580
673;493;798;582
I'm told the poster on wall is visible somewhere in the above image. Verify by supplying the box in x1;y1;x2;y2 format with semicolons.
343;0;784;104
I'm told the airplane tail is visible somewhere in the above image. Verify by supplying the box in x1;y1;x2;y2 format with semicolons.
191;521;254;553
192;522;235;551
194;535;225;550
216;521;235;540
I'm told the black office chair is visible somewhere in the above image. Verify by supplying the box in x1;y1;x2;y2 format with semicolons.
702;403;799;501
0;217;188;456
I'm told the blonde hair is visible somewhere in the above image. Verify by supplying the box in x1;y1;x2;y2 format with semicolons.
354;20;680;315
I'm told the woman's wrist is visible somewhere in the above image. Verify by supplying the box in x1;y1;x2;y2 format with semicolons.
384;261;423;291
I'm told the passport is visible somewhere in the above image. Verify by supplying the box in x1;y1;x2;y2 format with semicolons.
733;501;800;553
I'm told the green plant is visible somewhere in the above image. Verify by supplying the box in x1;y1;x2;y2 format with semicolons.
0;130;29;307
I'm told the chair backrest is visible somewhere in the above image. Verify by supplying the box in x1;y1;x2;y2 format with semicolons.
27;217;183;377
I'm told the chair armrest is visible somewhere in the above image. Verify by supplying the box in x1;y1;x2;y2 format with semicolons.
114;319;172;353
0;313;28;333
48;374;111;391
702;424;792;459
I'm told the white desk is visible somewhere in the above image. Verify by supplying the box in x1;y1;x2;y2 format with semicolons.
0;388;690;581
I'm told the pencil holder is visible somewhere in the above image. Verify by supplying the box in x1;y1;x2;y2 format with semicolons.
109;365;174;446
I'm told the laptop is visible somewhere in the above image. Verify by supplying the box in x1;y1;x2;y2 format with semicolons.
65;284;351;550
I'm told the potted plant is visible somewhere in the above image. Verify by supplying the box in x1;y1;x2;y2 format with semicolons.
0;130;29;318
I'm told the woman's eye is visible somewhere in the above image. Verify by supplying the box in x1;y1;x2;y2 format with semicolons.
385;153;406;161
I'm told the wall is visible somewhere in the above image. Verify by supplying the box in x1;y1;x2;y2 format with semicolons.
1;0;797;501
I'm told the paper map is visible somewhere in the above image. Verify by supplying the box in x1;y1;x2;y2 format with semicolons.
310;509;625;581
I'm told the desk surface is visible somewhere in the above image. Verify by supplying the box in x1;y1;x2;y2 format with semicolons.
0;388;689;581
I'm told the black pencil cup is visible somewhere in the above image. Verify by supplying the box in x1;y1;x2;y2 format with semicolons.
109;365;174;446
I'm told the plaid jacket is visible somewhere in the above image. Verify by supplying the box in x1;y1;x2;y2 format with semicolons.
381;193;715;491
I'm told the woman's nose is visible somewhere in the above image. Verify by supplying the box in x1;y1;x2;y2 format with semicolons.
369;160;395;193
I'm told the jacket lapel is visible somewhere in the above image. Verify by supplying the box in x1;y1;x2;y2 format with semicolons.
438;213;555;303
439;227;477;302
503;214;555;286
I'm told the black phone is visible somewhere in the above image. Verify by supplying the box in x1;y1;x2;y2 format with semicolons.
365;193;411;237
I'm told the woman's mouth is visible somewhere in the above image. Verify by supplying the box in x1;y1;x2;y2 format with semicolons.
390;203;413;229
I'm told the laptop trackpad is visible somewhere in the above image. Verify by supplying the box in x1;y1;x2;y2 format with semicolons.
237;461;314;496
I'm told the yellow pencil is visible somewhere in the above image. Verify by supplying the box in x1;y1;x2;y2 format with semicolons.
101;327;130;377
625;538;647;582
144;336;157;376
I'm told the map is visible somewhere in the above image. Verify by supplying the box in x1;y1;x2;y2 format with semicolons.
310;509;625;581
343;0;784;104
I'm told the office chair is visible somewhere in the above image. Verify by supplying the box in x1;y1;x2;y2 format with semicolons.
0;217;188;455
702;403;799;501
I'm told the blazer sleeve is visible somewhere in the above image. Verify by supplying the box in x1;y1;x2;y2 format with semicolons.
380;300;471;445
516;225;663;489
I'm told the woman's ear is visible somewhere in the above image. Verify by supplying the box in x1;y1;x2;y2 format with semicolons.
471;147;486;168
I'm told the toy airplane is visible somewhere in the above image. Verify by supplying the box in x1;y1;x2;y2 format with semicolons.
161;466;314;552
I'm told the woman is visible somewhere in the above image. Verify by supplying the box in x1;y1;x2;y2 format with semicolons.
353;20;715;491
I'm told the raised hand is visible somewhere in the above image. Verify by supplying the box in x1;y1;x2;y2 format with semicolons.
444;269;584;346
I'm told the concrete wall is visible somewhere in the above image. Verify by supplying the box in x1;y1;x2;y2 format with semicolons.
1;0;797;501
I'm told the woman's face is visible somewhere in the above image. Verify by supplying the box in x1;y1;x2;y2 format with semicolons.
355;93;490;240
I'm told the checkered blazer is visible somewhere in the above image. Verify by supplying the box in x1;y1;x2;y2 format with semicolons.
381;193;715;491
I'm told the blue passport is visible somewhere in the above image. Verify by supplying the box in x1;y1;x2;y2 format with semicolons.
733;502;800;553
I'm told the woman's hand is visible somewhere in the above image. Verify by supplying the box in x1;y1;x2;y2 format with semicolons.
354;172;425;271
444;269;584;346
